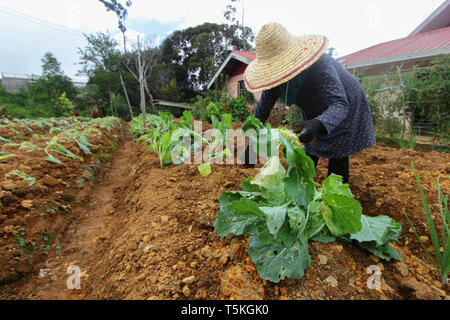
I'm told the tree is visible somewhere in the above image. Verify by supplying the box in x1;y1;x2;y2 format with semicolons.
77;32;122;77
125;36;158;123
29;52;77;116
99;0;133;53
161;23;254;99
42;52;63;76
224;0;251;51
77;32;139;117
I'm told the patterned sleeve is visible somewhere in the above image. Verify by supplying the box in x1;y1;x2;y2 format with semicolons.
313;62;350;135
252;86;279;124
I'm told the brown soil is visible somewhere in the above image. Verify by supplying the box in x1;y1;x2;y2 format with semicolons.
1;123;449;300
0;122;123;288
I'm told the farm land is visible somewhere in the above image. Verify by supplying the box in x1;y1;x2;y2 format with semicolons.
0;114;448;300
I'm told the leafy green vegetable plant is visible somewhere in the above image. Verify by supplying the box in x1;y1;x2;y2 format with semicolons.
45;136;79;164
197;113;232;176
211;113;232;146
214;117;401;283
0;151;15;160
404;165;449;284
6;169;36;187
197;135;231;176
179;110;193;130
151;128;181;168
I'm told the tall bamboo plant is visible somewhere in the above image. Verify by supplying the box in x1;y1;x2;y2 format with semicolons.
404;164;449;285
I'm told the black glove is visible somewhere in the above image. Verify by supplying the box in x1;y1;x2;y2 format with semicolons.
293;119;326;143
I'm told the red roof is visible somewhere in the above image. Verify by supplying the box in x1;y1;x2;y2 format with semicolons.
338;26;450;65
232;50;256;61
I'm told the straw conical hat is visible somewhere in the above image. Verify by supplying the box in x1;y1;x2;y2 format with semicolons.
244;23;329;93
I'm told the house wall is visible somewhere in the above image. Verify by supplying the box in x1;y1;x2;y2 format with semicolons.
0;77;32;93
228;74;243;98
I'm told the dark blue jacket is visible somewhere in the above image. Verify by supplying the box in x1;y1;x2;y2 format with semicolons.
253;53;376;158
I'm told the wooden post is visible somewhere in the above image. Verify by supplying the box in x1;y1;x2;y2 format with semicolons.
109;89;114;116
396;65;408;139
119;72;133;120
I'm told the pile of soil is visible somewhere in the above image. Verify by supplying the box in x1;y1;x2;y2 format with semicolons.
1;122;449;300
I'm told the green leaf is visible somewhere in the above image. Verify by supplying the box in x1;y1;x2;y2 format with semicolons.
287;205;306;237
305;200;326;239
241;115;264;133
412;164;443;269
284;166;316;208
241;177;261;192
56;145;78;159
357;242;401;261
260;206;287;236
278;131;316;179
45;154;62;164
7;170;36;187
214;197;265;237
248;234;311;283
274;219;299;247
180;111;193;129
310;227;337;243
251;156;285;190
322;174;353;197
198;163;211;176
77;141;91;154
250;157;289;205
0;152;15;160
350;215;401;246
322;193;362;237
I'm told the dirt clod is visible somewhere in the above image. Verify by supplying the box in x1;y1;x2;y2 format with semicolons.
182;276;196;284
317;254;328;265
220;265;264;300
324;276;338;287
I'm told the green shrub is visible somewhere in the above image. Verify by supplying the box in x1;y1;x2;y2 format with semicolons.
223;96;251;122
57;92;75;116
283;105;303;127
193;92;251;122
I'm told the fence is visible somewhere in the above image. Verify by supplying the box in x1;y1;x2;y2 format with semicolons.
355;56;449;150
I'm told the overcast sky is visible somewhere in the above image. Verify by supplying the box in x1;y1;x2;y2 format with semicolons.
0;0;444;81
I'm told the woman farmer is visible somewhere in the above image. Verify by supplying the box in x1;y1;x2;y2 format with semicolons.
243;23;375;184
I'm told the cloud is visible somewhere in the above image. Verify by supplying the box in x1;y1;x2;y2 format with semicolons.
127;17;182;45
127;0;228;27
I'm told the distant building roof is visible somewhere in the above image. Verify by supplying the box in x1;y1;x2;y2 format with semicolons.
231;50;256;61
337;26;450;66
207;50;255;89
410;0;450;36
153;99;192;109
337;0;450;75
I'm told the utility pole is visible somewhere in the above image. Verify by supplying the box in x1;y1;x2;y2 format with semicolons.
137;36;147;125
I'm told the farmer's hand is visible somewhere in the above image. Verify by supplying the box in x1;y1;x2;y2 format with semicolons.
293;119;326;143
